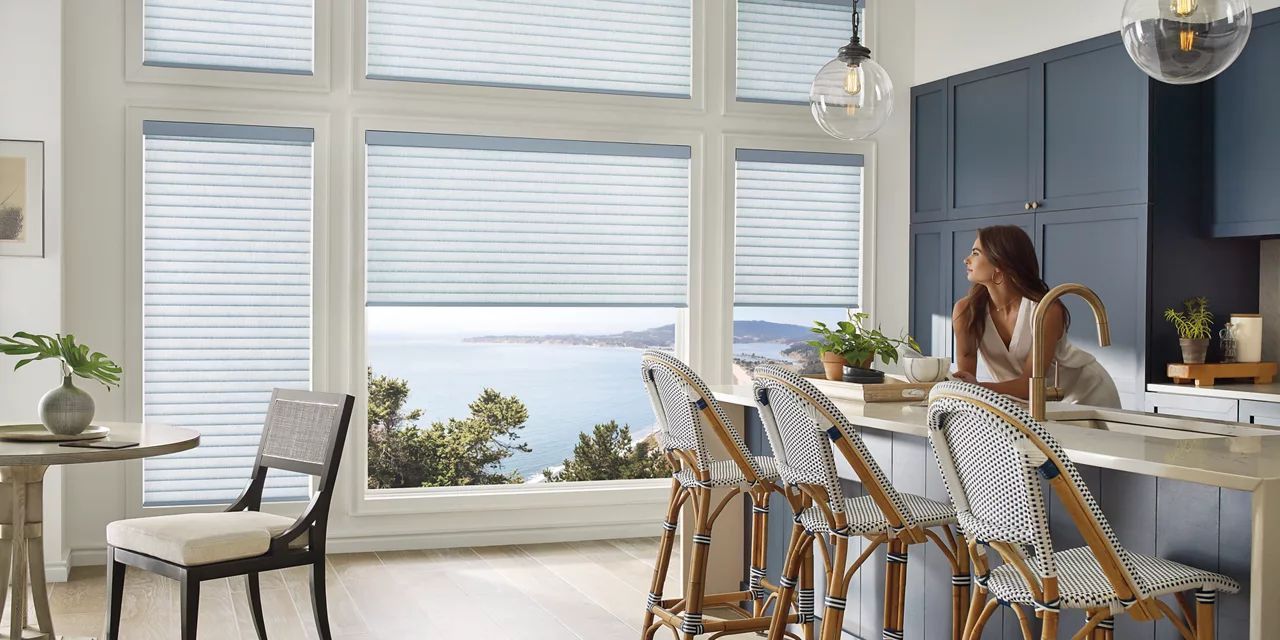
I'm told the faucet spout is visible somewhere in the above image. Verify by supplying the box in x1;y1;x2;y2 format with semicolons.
1030;283;1110;421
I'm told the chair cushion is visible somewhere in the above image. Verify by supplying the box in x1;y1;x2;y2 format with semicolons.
674;455;780;488
797;492;957;536
106;511;306;566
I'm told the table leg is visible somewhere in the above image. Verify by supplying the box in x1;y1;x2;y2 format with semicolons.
0;466;52;640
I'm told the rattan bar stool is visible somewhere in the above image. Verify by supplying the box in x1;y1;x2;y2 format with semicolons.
639;351;810;640
926;381;1239;640
752;366;971;640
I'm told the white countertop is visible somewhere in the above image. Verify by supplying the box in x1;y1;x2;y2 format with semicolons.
711;384;1280;491
1148;382;1280;403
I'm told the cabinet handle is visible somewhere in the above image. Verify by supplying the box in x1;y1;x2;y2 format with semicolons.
1031;201;1040;209
1024;202;1032;210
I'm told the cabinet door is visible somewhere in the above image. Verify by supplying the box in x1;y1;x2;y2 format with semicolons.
910;224;947;356
1036;38;1148;212
1036;206;1147;410
1146;392;1240;422
911;80;948;223
948;60;1039;218
1211;10;1280;237
1241;399;1280;428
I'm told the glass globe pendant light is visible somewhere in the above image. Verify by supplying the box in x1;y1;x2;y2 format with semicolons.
810;3;893;140
1121;0;1252;84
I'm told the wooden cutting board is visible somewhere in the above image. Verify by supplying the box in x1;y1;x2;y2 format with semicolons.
1167;361;1277;387
803;374;937;403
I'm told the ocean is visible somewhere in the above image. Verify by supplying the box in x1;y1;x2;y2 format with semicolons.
366;339;794;481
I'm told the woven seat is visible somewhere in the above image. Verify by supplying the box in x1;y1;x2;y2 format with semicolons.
986;546;1239;611
673;455;779;488
797;493;956;536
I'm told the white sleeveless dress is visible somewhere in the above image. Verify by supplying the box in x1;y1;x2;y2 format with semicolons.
978;297;1122;409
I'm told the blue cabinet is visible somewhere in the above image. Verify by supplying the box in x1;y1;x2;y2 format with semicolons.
910;80;947;223
1211;8;1280;237
948;60;1038;219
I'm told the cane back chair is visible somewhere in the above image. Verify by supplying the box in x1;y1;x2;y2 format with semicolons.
926;381;1238;640
639;350;809;640
752;365;971;640
105;389;355;640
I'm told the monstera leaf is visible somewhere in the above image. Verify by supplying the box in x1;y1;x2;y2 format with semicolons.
0;332;122;389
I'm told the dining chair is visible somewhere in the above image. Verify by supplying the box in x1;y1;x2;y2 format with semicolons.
638;350;809;640
103;389;355;640
926;381;1238;639
752;365;971;640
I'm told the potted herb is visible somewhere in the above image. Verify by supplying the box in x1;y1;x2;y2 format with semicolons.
806;312;920;381
0;332;121;435
1163;297;1214;365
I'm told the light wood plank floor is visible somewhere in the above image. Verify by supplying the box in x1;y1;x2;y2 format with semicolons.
38;538;678;639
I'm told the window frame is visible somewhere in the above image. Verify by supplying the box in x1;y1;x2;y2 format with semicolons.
122;105;334;518
125;0;332;93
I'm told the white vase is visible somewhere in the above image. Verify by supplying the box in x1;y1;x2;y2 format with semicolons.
1232;314;1263;363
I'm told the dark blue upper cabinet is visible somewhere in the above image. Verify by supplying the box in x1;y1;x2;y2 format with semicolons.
948;61;1039;218
1036;39;1149;212
1211;9;1280;237
911;80;948;223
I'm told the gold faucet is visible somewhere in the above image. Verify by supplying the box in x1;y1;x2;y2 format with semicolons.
1030;283;1111;421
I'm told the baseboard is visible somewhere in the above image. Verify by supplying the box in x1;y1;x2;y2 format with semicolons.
46;549;70;582
66;518;659;568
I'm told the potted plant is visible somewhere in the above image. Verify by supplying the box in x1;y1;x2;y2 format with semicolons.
806;312;920;381
1163;297;1214;365
0;332;121;435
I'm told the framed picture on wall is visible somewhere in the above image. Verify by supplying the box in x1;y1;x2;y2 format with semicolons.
0;139;44;258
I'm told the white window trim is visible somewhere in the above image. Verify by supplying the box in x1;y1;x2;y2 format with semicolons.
122;105;334;518
124;0;333;93
111;1;882;532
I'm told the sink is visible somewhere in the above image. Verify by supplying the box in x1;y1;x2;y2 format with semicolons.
1046;408;1280;440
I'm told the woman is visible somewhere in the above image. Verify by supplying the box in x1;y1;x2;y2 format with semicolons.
951;225;1121;408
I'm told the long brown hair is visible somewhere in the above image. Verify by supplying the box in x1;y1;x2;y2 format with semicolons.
960;225;1067;356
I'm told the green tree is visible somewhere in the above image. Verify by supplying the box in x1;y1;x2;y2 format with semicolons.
367;368;531;489
544;421;668;483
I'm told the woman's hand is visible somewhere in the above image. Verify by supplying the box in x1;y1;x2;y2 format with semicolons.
951;370;978;384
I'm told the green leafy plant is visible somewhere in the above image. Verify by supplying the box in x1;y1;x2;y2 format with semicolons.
0;332;122;389
1163;297;1214;340
806;311;920;368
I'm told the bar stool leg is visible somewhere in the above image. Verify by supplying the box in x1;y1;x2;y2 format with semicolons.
1195;590;1216;640
642;479;683;640
748;489;770;618
883;539;907;640
819;533;850;640
680;487;712;640
767;523;808;640
799;535;816;640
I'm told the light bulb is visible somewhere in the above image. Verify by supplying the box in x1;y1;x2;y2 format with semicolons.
1122;0;1251;84
844;64;862;96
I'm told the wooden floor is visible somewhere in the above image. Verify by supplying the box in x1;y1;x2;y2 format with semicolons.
35;538;677;639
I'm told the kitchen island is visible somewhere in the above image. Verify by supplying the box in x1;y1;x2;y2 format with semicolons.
700;385;1280;639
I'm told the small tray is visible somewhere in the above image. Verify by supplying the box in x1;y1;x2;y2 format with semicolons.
803;374;938;403
0;424;110;442
1167;362;1277;387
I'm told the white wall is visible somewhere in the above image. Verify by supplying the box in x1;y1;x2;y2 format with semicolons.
915;0;1280;83
0;0;65;578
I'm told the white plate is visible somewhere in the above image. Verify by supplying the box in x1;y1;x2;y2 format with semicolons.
0;424;110;442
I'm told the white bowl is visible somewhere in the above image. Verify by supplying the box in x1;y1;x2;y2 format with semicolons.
903;356;951;383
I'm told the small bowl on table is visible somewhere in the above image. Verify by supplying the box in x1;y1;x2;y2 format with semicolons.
902;357;951;384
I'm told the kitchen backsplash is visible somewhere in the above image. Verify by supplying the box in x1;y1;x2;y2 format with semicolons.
1262;239;1279;362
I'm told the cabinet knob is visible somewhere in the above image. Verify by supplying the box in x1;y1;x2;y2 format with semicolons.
1031;201;1040;209
1024;202;1032;210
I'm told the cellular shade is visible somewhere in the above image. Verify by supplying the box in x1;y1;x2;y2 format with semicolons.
734;148;863;307
366;0;692;97
142;120;313;506
365;131;690;307
143;0;314;74
736;0;855;104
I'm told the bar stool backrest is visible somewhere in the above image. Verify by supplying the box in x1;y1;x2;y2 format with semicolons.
640;350;764;482
926;382;1149;602
752;365;915;531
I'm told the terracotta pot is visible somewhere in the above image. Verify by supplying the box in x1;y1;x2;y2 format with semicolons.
1180;338;1209;364
820;352;848;381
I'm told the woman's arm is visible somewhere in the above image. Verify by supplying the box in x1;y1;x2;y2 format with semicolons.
952;298;978;377
974;302;1066;399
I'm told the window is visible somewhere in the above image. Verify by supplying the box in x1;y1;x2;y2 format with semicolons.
365;132;689;489
366;0;692;97
142;121;314;506
143;0;314;74
733;148;863;380
736;0;859;104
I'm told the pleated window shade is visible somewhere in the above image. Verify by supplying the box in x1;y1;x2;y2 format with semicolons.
734;149;863;307
366;0;692;97
143;0;314;75
365;131;690;307
142;121;314;506
736;0;859;104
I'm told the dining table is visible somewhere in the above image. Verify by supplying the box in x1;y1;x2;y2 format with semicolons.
0;421;199;640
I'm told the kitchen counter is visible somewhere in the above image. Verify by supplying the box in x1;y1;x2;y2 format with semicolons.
702;385;1280;639
1148;381;1280;403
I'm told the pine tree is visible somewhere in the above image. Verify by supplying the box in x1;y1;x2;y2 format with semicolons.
544;421;668;483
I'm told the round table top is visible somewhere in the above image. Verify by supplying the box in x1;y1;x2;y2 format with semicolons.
0;421;199;467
